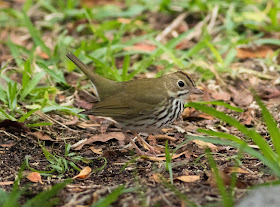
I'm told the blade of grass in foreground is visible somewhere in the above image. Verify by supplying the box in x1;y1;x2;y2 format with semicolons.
91;185;135;207
185;135;280;177
186;100;244;112
187;102;277;164
255;96;280;159
206;148;234;207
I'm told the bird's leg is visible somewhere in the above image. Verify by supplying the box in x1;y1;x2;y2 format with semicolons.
122;131;149;156
133;132;160;155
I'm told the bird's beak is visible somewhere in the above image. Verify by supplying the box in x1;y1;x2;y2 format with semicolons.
190;88;204;95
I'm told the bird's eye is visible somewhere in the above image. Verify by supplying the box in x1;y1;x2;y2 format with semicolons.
177;80;185;87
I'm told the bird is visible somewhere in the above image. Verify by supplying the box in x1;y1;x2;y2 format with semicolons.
67;53;204;155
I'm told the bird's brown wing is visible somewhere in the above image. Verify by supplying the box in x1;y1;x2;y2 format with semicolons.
89;89;165;118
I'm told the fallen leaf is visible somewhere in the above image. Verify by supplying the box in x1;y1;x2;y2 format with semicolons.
236;45;274;58
207;170;247;189
224;167;250;174
174;175;200;182
228;86;253;107
197;113;215;120
192;140;217;150
117;18;143;25
89;146;103;154
240;109;254;126
0;181;14;186
73;166;91;179
29;131;55;141
145;152;185;161
149;135;177;142
27;172;43;184
125;43;156;52
151;173;162;183
72;132;125;150
0;143;16;148
211;90;231;101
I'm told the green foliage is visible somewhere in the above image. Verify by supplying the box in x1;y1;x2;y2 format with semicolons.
25;142;91;176
206;149;234;207
91;185;135;207
187;96;280;177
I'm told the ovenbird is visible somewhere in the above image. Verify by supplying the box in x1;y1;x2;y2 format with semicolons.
67;53;203;155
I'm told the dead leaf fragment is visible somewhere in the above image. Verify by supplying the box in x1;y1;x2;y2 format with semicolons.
73;166;91;179
27;172;43;184
224;167;250;174
192;140;217;150
72;132;125;150
29;131;55;141
236;45;274;58
146;152;185;161
125;43;156;52
0;181;14;186
175;175;200;182
89;146;103;155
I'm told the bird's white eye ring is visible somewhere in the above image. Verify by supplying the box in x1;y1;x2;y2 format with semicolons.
177;80;185;87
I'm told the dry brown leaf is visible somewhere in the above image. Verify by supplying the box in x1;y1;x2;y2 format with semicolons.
73;166;91;179
224;167;250;174
0;143;16;148
174;175;200;182
211;90;231;101
27;172;43;184
89;146;103;155
76;122;100;129
192;140;217;149
29;131;55;141
151;173;162;183
125;43;156;52
0;181;14;186
73;132;125;150
240;109;254;126
197;113;215;120
146;152;185;161
117;18;143;25
207;170;247;189
228;86;253;107
149;135;177;142
236;45;274;58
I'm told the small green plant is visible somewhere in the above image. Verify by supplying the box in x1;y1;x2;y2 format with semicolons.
26;142;91;176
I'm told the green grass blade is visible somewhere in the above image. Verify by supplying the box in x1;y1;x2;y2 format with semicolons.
165;141;173;184
18;108;39;122
91;185;135;207
6;40;23;67
197;129;246;145
206;148;234;207
0;109;17;121
20;72;46;101
122;55;129;81
185;101;244;112
37;62;66;84
188;102;277;163
22;179;71;207
255;96;280;156
186;135;280;177
23;12;50;55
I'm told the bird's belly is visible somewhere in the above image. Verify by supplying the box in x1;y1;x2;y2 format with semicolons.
115;99;184;133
